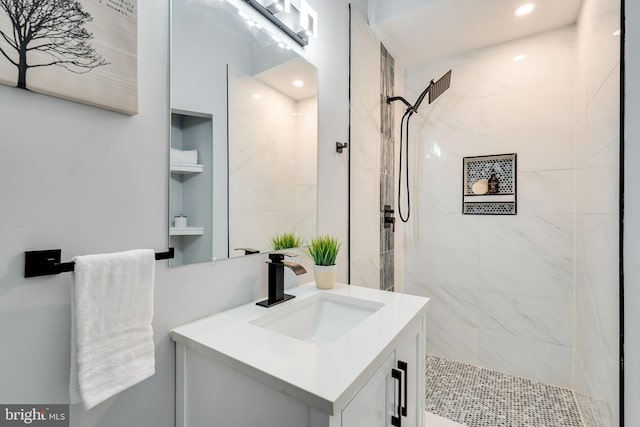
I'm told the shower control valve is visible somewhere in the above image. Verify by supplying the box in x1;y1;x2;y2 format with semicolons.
384;205;396;232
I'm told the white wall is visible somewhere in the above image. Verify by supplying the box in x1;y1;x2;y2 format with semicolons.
574;0;621;424
403;27;577;388
0;0;350;426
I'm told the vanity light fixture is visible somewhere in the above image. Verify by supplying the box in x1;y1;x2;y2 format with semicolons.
266;0;290;14
243;0;317;46
514;3;535;17
299;0;317;38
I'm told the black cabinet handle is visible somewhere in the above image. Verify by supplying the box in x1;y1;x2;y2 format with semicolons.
391;368;402;427
398;361;408;417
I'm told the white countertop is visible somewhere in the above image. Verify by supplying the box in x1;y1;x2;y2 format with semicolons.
170;282;430;415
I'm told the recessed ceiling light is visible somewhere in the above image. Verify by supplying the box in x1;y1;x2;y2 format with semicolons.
613;29;621;36
293;80;304;87
514;3;535;17
253;93;262;99
513;54;527;61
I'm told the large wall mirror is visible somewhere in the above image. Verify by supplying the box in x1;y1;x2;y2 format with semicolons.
169;0;318;267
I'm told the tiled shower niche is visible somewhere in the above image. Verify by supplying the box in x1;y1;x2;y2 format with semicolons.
463;153;517;215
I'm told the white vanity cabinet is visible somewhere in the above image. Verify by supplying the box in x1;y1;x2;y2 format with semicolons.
170;283;429;427
340;314;425;427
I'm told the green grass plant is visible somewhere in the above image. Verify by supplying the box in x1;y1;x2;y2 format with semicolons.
270;232;304;250
306;235;341;266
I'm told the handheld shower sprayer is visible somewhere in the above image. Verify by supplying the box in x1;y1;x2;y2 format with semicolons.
387;69;452;223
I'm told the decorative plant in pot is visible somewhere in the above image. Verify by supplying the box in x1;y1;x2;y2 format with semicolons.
305;235;342;290
270;232;305;251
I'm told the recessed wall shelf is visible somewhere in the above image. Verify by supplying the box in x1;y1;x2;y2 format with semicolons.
170;163;204;174
170;227;205;236
463;153;517;215
170;109;214;266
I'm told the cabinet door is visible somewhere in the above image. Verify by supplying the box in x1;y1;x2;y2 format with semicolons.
341;351;396;427
394;314;425;427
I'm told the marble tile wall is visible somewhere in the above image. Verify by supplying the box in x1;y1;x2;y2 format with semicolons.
380;43;395;291
350;7;382;289
351;6;399;291
403;27;578;387
574;0;620;424
295;97;318;241
228;72;317;253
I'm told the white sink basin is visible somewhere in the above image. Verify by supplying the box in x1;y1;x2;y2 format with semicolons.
251;292;385;344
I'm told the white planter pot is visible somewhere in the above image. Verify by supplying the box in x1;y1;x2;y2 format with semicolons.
313;265;337;290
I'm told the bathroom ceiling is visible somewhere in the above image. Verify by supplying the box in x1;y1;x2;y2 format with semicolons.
369;0;584;66
255;57;318;101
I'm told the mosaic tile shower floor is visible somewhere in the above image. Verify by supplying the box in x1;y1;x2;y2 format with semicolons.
425;354;612;427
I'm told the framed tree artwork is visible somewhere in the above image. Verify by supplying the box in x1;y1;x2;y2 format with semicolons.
0;0;138;115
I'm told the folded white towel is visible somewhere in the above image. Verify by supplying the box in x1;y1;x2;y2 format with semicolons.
69;249;156;409
170;147;198;164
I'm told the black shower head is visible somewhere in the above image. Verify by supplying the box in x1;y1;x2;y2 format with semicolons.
386;69;452;114
428;69;452;105
411;69;452;113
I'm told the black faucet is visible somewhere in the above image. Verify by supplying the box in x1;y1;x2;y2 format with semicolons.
256;252;307;308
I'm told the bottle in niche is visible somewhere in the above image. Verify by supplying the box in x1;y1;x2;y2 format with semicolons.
488;171;499;193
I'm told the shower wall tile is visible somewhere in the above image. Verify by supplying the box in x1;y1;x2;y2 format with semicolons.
582;1;621;102
478;251;573;302
229;212;296;253
380;213;394;253
478;129;575;172
479;83;574;138
418;213;480;251
350;7;382;289
403;247;481;291
578;137;619;170
380;174;394;212
403;27;577;389
425;314;479;366
575;167;619;214
574;0;620;422
574;214;619;354
416;174;461;214
479;330;573;387
586;64;620;156
517;170;576;214
350;255;379;291
477;213;574;258
380;43;396;291
351;138;380;215
351;211;380;289
476;291;573;347
574;349;619;418
228;73;315;253
412;281;480;328
380;251;394;291
405;27;575;102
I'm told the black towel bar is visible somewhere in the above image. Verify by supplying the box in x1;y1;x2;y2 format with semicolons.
24;248;174;278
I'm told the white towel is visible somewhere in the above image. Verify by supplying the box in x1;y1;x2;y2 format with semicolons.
69;249;156;409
